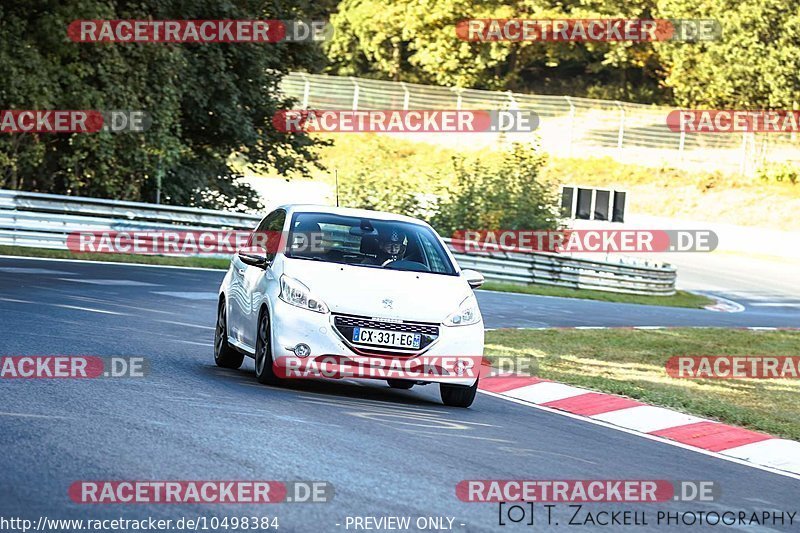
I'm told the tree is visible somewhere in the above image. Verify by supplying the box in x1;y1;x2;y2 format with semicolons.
656;0;800;108
0;0;329;210
325;0;668;102
431;142;559;235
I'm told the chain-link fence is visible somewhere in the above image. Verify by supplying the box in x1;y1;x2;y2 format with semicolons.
280;72;799;176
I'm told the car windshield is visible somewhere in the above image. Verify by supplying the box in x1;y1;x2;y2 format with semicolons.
286;212;456;275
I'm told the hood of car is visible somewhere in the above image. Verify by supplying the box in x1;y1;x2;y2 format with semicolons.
283;258;472;323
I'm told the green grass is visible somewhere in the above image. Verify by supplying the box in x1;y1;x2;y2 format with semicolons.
0;245;229;269
484;328;800;441
481;281;714;309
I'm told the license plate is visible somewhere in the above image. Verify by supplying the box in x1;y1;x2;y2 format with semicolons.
352;327;421;349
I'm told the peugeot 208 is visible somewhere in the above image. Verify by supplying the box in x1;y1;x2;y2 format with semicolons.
214;205;485;407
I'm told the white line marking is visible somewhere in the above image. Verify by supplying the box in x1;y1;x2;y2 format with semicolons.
175;340;213;346
159;320;214;330
153;291;219;300
750;302;800;308
0;411;69;419
66;295;174;315
58;278;157;286
0;267;73;275
48;304;124;315
703;294;746;313
396;428;514;443
0;297;34;304
478;390;800;481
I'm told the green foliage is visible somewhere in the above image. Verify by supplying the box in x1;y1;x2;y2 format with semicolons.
657;0;800;109
0;0;327;210
315;134;452;216
326;0;668;102
430;142;559;234
313;135;559;233
326;0;800;108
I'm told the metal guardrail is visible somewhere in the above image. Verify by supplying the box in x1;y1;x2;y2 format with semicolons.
443;240;675;296
280;72;799;176
0;189;676;295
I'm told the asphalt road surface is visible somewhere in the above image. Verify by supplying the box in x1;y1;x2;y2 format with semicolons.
1;257;798;532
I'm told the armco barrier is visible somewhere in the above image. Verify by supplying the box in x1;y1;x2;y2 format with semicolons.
444;240;675;295
0;189;675;295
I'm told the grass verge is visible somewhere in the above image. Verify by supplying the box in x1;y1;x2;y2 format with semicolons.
484;328;800;441
481;281;714;309
0;245;229;269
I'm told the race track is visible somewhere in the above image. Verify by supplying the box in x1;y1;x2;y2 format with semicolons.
1;257;797;531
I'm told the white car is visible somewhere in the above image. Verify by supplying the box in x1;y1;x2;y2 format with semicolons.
214;205;485;407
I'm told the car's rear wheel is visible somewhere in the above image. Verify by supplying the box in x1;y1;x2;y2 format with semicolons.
440;379;478;408
387;379;414;390
254;308;279;385
214;299;244;369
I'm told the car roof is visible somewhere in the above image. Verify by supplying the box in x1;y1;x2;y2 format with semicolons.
276;204;430;226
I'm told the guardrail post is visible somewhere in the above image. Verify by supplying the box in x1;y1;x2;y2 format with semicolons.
453;87;462;110
678;129;686;163
400;82;409;111
565;95;575;157
507;91;517;109
350;77;359;111
301;73;310;109
615;101;625;155
739;131;748;175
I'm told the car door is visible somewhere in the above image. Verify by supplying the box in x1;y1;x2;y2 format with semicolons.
229;210;278;348
238;209;286;348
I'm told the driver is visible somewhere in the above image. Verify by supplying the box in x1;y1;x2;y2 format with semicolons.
379;229;407;263
366;228;407;266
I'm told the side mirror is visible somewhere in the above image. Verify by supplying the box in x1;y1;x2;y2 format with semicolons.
238;246;269;268
461;269;485;289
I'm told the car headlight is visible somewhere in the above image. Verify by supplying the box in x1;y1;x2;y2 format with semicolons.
279;275;329;313
443;294;481;326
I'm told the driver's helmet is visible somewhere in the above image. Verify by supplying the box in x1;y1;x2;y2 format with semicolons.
379;228;407;259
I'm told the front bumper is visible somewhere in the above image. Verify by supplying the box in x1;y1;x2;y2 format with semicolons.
270;298;483;386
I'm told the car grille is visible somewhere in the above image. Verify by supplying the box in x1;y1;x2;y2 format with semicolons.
333;314;439;353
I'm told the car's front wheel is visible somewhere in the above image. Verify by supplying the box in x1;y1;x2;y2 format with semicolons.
214;299;244;369
254;308;280;385
440;379;478;408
